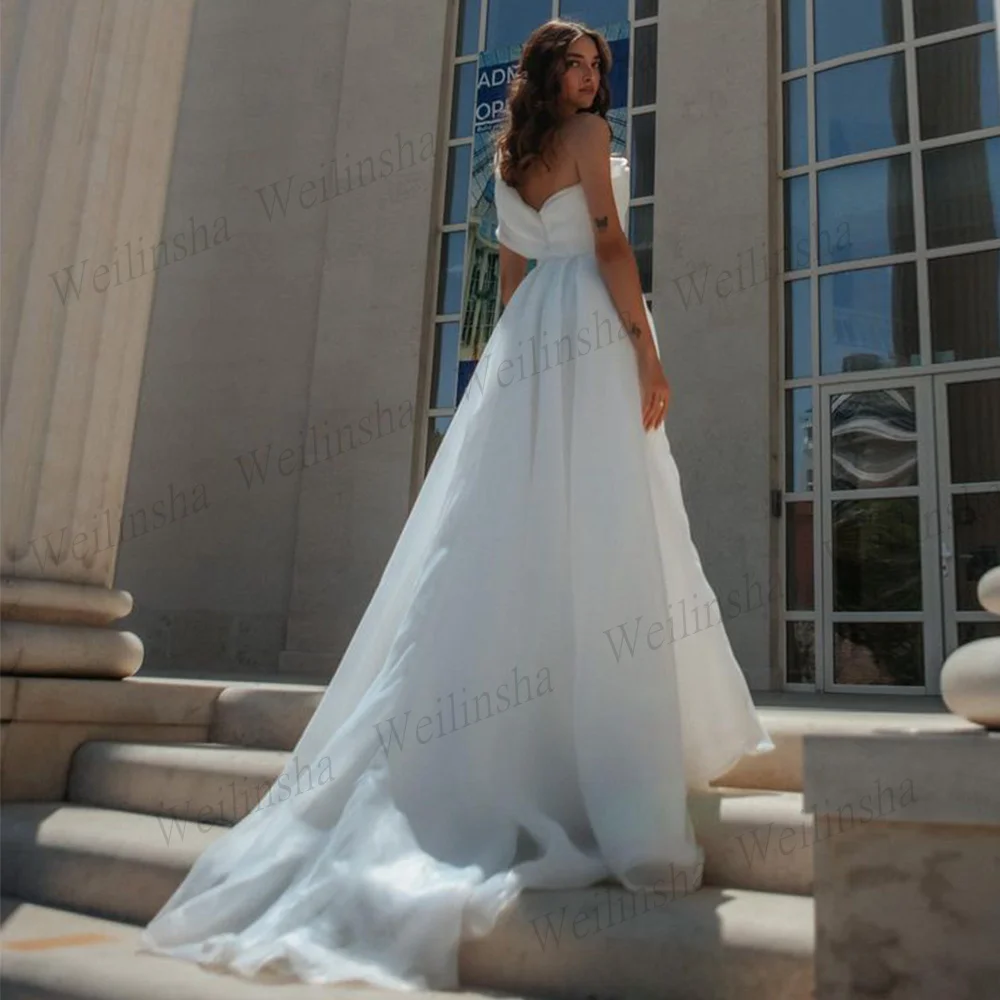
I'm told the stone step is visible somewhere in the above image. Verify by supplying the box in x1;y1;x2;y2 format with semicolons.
2;788;811;929
716;703;979;792
1;803;222;925
195;682;976;792
64;743;813;896
0;898;518;1000
460;884;813;1000
694;787;812;896
68;741;287;826
1;883;812;1000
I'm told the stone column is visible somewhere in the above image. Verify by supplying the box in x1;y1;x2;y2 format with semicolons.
1;0;195;678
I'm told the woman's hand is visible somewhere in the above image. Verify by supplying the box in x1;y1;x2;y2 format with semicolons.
637;348;670;432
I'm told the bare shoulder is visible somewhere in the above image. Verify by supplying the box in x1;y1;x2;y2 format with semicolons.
561;114;624;250
562;113;612;166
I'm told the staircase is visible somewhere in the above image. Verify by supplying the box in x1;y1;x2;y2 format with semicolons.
0;681;963;1000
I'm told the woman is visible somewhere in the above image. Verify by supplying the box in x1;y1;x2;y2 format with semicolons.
140;19;773;992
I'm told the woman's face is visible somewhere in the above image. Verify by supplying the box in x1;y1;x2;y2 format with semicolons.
559;35;600;112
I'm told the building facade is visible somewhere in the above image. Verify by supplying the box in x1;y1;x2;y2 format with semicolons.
43;0;995;696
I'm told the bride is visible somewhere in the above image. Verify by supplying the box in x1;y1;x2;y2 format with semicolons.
140;18;773;992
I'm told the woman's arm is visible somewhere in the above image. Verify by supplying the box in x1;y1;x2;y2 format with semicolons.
567;115;656;363
567;114;670;431
499;242;529;308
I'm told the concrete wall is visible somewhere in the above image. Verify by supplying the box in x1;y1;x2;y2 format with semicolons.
117;0;446;677
656;0;778;689
119;0;778;688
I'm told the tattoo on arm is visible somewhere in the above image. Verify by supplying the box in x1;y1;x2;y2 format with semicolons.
628;322;642;341
593;215;608;231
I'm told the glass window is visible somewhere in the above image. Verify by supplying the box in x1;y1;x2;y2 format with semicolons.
952;490;1000;612
918;33;1000;140
783;0;806;71
629;203;654;293
947;378;1000;484
456;0;480;56
437;232;466;315
786;621;816;684
816;54;908;161
559;0;628;27
820;264;920;374
486;0;550;50
832;497;922;610
444;144;472;225
929;250;1000;363
633;22;658;106
784;76;808;168
786;386;814;491
785;278;812;378
784;174;810;271
924;136;1000;249
630;112;655;198
426;416;452;469
913;0;993;38
817;155;915;265
814;0;903;63
829;388;918;490
833;622;923;685
959;622;1000;644
786;502;815;609
431;322;461;408
451;62;476;140
635;0;658;18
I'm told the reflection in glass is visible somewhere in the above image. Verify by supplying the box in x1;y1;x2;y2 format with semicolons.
929;250;1000;363
786;387;814;491
630;203;654;293
914;0;992;37
445;144;472;225
787;502;814;610
947;378;1000;484
451;62;476;140
631;113;655;198
785;278;811;378
486;0;550;49
833;622;923;685
633;23;658;106
426;416;452;469
437;232;466;315
816;55;908;160
814;0;903;63
784;174;810;272
830;388;918;489
818;155;914;264
918;33;1000;140
560;0;629;27
786;621;816;684
820;264;919;374
456;0;480;56
924;137;1000;249
783;0;806;71
784;77;808;169
953;491;1000;611
832;498;921;611
431;322;460;409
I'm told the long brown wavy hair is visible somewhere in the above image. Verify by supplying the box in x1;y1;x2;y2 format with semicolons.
494;19;613;189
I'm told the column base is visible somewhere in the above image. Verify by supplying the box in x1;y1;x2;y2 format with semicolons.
0;579;142;679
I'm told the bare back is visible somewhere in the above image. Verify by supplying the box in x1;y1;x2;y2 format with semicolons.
512;127;582;214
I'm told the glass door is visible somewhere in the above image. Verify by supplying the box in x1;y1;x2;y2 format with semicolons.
818;375;942;693
935;369;1000;657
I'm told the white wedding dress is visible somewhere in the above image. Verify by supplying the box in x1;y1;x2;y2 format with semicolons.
139;153;773;991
